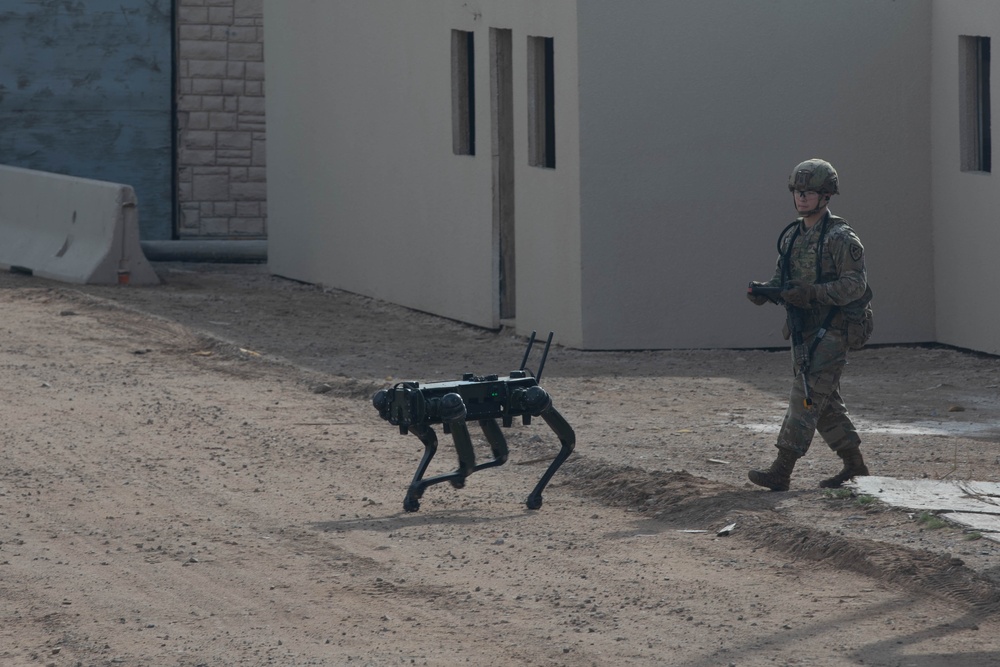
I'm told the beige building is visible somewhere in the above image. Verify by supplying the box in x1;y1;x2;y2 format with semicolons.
263;1;1000;354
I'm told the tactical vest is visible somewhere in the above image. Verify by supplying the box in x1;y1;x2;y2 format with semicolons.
778;214;874;350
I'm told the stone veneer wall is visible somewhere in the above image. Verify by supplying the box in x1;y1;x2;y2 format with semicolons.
175;0;267;238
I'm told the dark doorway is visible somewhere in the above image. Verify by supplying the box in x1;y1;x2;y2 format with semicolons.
491;28;515;320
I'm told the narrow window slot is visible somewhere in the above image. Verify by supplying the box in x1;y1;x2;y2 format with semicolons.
452;30;476;156
528;36;555;169
960;35;991;173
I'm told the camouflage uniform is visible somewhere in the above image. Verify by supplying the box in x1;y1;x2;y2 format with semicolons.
749;158;871;491
763;212;867;458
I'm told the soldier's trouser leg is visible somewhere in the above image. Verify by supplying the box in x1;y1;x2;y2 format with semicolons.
752;331;856;491
774;367;840;458
815;387;869;487
751;366;842;491
776;329;849;457
816;387;861;452
748;374;821;491
747;363;829;491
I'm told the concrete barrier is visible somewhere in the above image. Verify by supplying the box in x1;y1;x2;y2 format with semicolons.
0;165;159;285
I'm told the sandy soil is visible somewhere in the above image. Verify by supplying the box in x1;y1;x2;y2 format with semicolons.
1;262;999;667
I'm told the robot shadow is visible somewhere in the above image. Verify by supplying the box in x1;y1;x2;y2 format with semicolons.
310;506;536;535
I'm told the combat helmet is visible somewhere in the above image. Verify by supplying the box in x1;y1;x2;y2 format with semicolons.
788;159;839;195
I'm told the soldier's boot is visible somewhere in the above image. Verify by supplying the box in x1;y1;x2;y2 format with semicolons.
748;449;799;492
819;447;869;489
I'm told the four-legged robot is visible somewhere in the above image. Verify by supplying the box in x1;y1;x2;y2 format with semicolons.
372;332;575;512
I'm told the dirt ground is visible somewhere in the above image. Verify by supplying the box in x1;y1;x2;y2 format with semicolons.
1;262;999;667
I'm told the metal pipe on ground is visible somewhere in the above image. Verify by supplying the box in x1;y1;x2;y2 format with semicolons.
140;240;267;263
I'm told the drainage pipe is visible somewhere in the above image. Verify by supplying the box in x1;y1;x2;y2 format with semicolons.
140;240;267;263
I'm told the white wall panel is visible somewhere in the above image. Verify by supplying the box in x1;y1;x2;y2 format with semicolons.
264;0;582;342
931;1;1000;355
576;0;933;349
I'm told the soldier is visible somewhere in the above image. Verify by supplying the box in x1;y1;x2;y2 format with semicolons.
746;159;872;491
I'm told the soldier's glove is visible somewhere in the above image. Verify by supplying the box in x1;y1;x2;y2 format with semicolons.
780;284;818;308
746;282;770;306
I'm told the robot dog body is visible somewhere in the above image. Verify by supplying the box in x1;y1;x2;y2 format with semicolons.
372;332;575;512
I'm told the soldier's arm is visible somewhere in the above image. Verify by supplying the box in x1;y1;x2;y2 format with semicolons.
758;252;784;288
813;229;867;306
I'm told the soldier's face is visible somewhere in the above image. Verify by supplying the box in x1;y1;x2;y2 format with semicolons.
793;190;820;213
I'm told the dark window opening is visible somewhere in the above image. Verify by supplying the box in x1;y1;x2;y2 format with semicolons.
960;35;991;173
452;30;475;156
528;36;555;169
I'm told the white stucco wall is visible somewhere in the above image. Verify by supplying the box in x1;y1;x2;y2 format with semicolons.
264;0;960;352
576;0;934;349
931;1;1000;355
264;0;583;343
